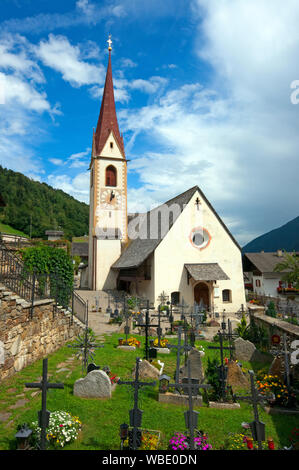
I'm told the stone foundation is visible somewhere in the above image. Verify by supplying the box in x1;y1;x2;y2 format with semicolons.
0;286;84;382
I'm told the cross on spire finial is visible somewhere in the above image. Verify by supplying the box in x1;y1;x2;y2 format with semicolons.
107;34;112;51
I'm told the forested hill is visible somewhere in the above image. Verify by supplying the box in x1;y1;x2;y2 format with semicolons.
0;166;89;240
242;216;299;252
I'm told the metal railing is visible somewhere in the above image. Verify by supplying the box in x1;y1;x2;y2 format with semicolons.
72;291;88;325
0;240;75;320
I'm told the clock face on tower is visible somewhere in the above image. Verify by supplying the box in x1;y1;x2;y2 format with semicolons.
100;189;122;209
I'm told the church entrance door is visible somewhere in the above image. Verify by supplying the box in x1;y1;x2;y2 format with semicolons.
194;282;210;310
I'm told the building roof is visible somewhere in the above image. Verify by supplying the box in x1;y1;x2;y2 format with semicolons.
71;242;89;257
185;263;230;281
112;186;241;270
243;251;298;273
93;50;125;157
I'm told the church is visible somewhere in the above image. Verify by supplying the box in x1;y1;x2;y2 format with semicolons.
87;38;246;314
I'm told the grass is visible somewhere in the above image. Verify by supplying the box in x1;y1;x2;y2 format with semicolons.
0;332;298;451
0;222;28;238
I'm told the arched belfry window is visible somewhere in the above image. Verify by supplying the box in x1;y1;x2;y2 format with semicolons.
106;165;117;187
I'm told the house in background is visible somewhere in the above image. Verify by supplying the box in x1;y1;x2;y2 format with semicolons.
242;250;299;299
45;230;64;241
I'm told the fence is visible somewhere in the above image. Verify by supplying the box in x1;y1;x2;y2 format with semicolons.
72;291;88;325
0;239;87;323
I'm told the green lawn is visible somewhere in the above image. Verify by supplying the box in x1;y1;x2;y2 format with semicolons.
0;332;298;450
0;222;28;238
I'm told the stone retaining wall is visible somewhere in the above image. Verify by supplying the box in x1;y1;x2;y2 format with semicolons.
249;306;299;341
0;286;84;382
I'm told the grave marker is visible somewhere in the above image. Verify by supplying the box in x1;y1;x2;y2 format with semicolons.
25;358;64;450
118;357;156;450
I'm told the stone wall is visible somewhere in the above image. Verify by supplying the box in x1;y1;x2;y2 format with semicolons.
0;286;84;382
249;307;299;342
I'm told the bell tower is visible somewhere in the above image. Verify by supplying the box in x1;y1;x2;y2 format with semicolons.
88;36;128;290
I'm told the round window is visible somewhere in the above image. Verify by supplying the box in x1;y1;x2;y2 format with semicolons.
189;227;211;250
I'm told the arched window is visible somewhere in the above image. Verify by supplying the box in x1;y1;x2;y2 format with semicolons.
222;289;232;303
106;165;117;187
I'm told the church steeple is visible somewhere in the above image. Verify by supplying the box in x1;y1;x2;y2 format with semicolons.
94;35;125;157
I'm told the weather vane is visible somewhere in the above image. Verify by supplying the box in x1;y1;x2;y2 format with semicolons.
107;34;112;51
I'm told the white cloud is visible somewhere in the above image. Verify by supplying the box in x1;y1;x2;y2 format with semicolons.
120;0;299;245
49;158;64;166
35;34;105;87
47;172;89;203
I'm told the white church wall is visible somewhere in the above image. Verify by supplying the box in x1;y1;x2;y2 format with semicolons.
153;190;246;313
95;239;121;290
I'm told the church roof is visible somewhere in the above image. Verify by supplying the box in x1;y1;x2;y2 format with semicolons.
185;263;230;281
93;50;125;157
112;186;241;270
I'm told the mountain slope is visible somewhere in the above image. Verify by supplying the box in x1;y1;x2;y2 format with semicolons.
242;216;299;252
0;166;89;240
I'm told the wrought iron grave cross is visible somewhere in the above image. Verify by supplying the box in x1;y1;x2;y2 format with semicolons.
233;370;268;450
68;311;104;374
168;326;192;388
25;358;64;450
117;357;156;450
166;359;211;450
137;300;159;360
207;330;234;401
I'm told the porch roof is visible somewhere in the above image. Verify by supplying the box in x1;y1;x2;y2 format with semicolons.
184;263;230;281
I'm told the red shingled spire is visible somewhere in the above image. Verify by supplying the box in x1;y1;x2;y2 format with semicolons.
94;47;125;157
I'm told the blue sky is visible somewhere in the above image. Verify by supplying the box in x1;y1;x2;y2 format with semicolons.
0;0;299;246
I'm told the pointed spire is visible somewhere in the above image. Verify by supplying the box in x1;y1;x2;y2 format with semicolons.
94;35;125;157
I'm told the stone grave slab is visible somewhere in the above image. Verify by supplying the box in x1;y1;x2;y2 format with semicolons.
158;393;203;406
73;370;112;398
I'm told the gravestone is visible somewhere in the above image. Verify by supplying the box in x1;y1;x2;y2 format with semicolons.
227;360;249;390
178;347;204;384
268;356;284;382
73;370;111;398
132;359;160;380
234;337;270;363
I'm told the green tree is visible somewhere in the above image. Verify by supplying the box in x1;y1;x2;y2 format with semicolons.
274;251;299;289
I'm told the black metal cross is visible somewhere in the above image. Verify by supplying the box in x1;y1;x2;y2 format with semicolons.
168;327;192;389
221;318;238;361
117;357;156;450
208;330;234;401
25;358;64;450
233;370;268;450
177;298;190;321
68;311;104;374
166;359;211;450
137;300;159;360
157;291;169;305
150;305;169;347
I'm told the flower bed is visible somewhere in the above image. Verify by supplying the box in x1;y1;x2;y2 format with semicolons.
153;338;169;348
119;337;141;348
31;411;81;448
256;374;295;407
223;432;270;450
168;431;212;450
121;428;161;450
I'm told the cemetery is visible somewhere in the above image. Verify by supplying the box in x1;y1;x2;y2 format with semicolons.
0;296;299;451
